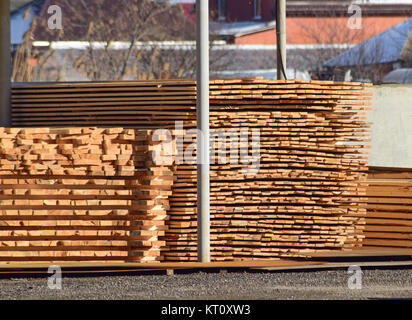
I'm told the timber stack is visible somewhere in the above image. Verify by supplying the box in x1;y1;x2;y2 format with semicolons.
10;79;372;262
0;127;174;263
165;79;372;261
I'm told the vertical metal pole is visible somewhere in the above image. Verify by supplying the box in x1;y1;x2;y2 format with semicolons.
196;0;210;263
0;0;11;127
276;0;286;80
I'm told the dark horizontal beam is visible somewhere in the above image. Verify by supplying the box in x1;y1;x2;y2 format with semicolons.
286;4;412;17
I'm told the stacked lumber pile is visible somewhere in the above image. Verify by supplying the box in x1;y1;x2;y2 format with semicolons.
0;127;174;263
164;79;372;261
10;79;372;262
363;167;412;249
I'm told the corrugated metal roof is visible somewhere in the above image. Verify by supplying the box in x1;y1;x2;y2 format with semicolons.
324;16;412;67
382;68;412;83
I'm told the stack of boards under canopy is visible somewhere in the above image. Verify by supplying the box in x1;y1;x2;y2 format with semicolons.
11;79;372;261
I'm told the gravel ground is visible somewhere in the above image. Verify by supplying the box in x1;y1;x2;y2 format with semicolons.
1;268;412;300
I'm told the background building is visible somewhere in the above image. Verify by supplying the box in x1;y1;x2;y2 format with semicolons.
9;0;412;82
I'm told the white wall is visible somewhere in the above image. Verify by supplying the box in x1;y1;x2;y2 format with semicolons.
367;85;412;168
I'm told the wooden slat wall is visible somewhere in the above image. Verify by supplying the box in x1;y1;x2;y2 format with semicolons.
0;127;174;263
10;79;372;262
363;167;412;249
